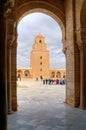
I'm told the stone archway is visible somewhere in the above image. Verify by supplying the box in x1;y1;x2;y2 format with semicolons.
24;70;30;78
56;71;61;78
14;0;66;109
14;0;78;110
1;1;86;130
51;72;55;78
16;1;65;40
7;0;86;112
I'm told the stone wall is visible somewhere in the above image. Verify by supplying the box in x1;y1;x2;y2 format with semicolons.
17;68;66;80
65;0;75;106
6;0;86;112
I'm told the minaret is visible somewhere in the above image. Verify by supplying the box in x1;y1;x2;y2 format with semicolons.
30;34;50;79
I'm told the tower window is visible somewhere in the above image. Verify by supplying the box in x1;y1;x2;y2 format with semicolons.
40;68;42;71
40;62;42;65
39;40;42;43
40;56;42;59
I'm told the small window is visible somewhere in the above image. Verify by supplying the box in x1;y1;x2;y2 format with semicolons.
40;68;42;71
39;40;42;43
40;62;42;65
40;56;42;59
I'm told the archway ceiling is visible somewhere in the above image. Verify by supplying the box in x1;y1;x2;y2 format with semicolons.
16;0;65;40
16;0;65;12
16;0;65;24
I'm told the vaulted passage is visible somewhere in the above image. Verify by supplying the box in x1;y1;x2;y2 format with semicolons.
0;0;86;130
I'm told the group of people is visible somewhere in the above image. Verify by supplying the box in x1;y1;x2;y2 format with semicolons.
17;75;65;85
36;76;66;85
42;78;65;85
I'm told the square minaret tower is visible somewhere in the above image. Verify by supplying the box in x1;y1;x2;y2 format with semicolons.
30;34;50;79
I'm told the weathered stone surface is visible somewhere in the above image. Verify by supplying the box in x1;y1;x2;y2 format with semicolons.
1;1;86;120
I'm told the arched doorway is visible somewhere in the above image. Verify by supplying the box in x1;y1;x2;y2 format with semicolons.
51;72;55;78
15;1;66;109
1;1;86;130
8;0;85;111
24;70;30;78
56;71;61;78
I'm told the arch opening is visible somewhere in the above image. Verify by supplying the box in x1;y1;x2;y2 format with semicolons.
16;12;66;110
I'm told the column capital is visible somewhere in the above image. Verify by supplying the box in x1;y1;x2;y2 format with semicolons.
75;28;85;51
78;43;84;52
5;0;15;8
62;39;67;54
75;28;82;44
62;47;67;54
62;39;66;45
4;0;15;18
7;34;16;49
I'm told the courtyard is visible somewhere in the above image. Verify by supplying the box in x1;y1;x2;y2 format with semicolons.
8;80;86;130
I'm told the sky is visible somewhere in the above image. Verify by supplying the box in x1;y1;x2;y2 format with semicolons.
17;13;66;69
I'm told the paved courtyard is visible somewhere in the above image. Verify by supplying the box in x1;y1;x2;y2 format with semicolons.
8;80;86;130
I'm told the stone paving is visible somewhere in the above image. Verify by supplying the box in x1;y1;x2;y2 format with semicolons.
8;80;86;130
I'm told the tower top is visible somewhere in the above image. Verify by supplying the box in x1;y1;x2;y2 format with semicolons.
35;34;44;44
32;34;47;51
35;33;44;38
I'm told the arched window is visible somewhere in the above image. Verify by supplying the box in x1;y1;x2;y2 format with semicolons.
63;75;65;78
18;70;22;74
40;56;42;59
40;62;42;65
24;70;30;77
56;71;61;78
63;72;66;78
17;70;22;77
51;72;55;78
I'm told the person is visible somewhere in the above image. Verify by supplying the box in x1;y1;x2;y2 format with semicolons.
18;74;21;81
36;77;38;81
48;79;51;84
43;79;45;84
51;79;54;84
40;76;43;81
45;79;48;84
56;79;59;84
60;79;62;84
63;79;65;84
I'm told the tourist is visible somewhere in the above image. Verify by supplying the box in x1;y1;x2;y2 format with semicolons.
43;79;45;84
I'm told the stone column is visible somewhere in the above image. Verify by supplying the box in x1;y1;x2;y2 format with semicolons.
62;39;67;103
11;43;17;111
0;3;7;130
7;45;13;114
74;42;80;107
79;45;84;108
6;18;15;114
78;28;86;109
75;29;82;107
79;44;86;109
6;11;15;114
5;0;17;112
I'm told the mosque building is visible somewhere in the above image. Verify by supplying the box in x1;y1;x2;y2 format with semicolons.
17;34;66;80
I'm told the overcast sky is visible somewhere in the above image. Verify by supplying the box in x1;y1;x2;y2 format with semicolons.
17;13;66;69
